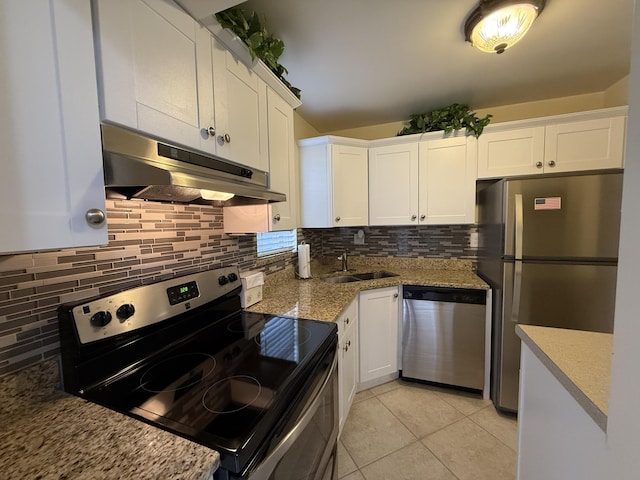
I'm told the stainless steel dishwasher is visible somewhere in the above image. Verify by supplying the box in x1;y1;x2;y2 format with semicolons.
401;286;486;391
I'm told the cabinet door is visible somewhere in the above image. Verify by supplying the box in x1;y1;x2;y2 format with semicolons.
419;136;477;225
212;41;269;171
369;143;419;225
359;287;400;384
544;116;626;173
267;88;298;231
0;0;107;254
94;0;214;153
338;300;358;433
477;127;545;179
332;145;369;227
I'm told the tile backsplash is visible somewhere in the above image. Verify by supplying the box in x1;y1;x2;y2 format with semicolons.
0;201;476;378
0;200;292;377
301;225;478;261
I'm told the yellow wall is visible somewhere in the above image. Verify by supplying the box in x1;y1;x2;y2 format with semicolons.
322;80;630;141
294;112;320;140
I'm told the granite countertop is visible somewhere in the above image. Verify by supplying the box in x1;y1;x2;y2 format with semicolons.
0;360;219;480
248;257;489;322
516;324;613;431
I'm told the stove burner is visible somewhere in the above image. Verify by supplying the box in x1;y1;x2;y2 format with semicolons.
140;353;216;393
202;375;264;414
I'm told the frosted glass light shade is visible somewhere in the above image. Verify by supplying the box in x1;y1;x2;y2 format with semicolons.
465;1;544;54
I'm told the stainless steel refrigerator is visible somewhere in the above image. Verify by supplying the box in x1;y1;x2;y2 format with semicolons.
476;171;623;413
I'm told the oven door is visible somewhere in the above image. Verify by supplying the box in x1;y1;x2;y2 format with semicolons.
248;349;339;480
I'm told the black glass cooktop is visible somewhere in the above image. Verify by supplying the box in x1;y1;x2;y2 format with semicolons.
82;310;336;472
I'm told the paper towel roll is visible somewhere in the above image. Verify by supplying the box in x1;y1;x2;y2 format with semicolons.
298;243;311;279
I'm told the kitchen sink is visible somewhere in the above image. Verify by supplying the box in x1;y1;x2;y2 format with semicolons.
351;270;399;280
322;270;399;283
322;275;361;284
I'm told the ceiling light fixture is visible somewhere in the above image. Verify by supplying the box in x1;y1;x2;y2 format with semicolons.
464;0;545;54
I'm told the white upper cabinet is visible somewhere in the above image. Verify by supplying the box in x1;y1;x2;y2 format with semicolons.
477;126;545;178
477;108;627;179
369;135;476;226
418;136;477;225
368;143;419;226
94;0;268;170
208;38;269;171
544;116;626;173
266;88;297;231
299;137;369;228
222;87;296;233
93;0;214;153
0;0;107;254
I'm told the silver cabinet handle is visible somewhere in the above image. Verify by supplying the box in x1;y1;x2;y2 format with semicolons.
548;160;556;167
273;214;281;222
536;161;543;168
344;317;349;326
85;208;106;225
420;214;426;220
393;293;399;298
206;126;215;137
224;133;231;143
411;215;417;221
335;216;341;222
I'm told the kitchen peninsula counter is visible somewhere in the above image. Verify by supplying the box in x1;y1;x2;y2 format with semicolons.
0;360;219;480
516;324;612;430
247;258;489;322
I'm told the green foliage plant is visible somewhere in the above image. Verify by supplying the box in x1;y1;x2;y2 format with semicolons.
397;103;492;137
216;6;301;99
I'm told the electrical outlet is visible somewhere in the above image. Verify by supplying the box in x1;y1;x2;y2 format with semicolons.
353;229;365;245
469;232;479;248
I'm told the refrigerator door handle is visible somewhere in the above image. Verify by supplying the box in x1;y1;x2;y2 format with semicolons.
512;260;523;323
514;194;523;260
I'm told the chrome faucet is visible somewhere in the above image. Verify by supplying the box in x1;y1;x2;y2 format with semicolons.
338;250;349;272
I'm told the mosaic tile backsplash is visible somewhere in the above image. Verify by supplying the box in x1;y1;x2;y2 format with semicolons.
0;200;292;377
0;199;476;378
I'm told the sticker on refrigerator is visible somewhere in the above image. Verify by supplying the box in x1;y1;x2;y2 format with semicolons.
534;197;561;210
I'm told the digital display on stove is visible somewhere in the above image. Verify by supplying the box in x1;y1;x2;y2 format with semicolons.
167;281;199;305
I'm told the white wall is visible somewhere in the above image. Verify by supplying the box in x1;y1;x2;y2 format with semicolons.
607;0;640;475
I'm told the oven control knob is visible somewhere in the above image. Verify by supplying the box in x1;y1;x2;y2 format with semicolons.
116;304;135;321
90;311;112;327
227;273;238;282
218;275;229;285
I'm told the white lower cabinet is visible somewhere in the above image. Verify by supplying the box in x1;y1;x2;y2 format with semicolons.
358;287;401;389
337;299;358;435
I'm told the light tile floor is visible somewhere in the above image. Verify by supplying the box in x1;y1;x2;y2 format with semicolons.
338;379;518;480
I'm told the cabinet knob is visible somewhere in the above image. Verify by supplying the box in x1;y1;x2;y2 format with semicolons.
411;215;417;221
548;160;556;167
344;317;350;326
217;134;231;145
420;214;426;221
206;126;216;137
344;340;351;352
393;293;399;299
536;161;543;168
85;208;106;226
335;216;341;222
273;214;281;222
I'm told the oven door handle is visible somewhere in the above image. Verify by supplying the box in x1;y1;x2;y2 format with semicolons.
249;352;338;479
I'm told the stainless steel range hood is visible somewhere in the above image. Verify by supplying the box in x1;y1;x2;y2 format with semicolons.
101;124;285;205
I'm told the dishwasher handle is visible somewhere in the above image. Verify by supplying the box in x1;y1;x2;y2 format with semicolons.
402;287;485;305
